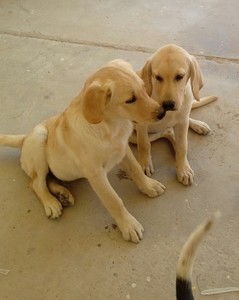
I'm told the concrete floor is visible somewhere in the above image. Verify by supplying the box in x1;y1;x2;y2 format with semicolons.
0;1;238;299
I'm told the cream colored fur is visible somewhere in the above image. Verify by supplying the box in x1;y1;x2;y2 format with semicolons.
130;44;217;185
0;59;166;243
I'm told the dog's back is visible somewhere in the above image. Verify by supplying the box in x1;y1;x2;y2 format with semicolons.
176;212;220;300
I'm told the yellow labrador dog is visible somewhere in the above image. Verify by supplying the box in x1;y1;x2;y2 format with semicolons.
0;59;167;243
130;44;217;185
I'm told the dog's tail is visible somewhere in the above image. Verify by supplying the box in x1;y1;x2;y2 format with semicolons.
176;212;220;300
0;134;26;148
192;96;218;109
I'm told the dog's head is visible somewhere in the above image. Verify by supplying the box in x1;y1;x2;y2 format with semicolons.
82;59;165;124
140;44;204;112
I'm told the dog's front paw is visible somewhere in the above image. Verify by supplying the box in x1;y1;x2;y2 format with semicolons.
117;212;144;243
139;177;166;197
43;196;63;219
177;164;194;186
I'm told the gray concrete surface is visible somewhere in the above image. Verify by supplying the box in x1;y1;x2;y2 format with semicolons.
0;1;238;299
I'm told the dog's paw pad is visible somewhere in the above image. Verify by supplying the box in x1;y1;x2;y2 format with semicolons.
56;191;74;207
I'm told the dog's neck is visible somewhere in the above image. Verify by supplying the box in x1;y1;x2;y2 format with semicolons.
99;118;133;140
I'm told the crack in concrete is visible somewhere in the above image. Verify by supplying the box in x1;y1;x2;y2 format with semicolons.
1;30;239;64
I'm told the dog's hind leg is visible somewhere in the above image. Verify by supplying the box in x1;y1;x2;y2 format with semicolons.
47;176;75;207
189;95;218;135
189;118;211;135
20;125;63;219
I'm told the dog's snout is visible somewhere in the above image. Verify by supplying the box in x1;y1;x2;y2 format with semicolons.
162;100;176;111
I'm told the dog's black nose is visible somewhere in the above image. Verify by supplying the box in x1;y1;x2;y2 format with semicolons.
162;100;176;111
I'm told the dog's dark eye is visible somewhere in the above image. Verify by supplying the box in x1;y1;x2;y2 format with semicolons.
126;95;136;104
175;74;184;81
155;75;163;82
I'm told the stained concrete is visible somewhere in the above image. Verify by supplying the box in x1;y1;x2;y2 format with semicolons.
0;1;238;300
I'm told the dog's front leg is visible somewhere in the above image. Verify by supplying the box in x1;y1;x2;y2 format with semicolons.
87;170;144;243
121;146;166;197
136;124;154;176
174;121;194;185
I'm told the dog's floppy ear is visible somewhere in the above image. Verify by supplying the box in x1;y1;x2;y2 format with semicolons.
82;82;111;124
140;58;152;95
190;56;204;101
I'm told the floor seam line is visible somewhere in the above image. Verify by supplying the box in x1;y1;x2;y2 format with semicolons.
1;30;239;64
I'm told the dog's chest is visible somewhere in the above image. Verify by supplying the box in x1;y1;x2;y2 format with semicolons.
82;120;133;174
102;129;130;172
